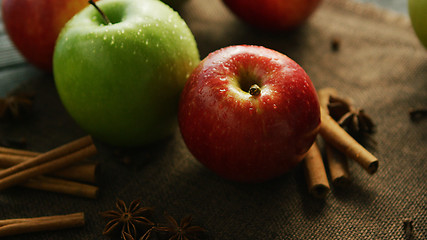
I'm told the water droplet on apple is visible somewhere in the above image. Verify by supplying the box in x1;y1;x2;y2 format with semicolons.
219;77;227;81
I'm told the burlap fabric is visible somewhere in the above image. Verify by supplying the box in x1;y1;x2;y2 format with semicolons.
0;0;426;239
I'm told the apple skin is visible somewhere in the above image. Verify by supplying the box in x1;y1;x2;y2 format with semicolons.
178;45;321;182
408;0;427;49
222;0;322;31
53;0;200;147
1;0;97;71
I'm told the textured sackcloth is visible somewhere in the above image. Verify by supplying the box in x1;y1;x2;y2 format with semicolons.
0;0;426;239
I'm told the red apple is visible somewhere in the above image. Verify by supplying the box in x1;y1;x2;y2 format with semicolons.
1;0;96;71
178;45;321;182
222;0;322;31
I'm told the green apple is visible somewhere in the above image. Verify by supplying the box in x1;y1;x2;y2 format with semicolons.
53;0;199;147
408;0;427;49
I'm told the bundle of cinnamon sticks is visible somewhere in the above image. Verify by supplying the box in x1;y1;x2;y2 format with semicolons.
0;135;99;198
0;136;99;237
303;88;379;198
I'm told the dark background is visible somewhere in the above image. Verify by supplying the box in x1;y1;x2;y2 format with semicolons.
0;0;426;239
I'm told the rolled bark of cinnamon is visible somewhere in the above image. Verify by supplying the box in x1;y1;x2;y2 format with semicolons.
325;144;350;186
317;88;351;185
303;142;330;199
21;176;99;199
0;153;33;165
319;108;378;174
0;136;93;180
0;147;39;157
54;163;98;184
0;166;98;198
0;154;98;184
0;212;85;237
0;144;97;191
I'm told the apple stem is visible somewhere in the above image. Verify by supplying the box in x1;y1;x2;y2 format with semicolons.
88;0;111;25
249;84;261;96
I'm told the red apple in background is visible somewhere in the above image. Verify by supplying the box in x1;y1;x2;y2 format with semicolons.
178;45;321;182
222;0;322;31
1;0;97;71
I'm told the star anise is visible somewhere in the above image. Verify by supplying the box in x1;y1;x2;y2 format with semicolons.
0;92;34;119
154;213;207;240
122;232;137;240
327;95;375;137
100;199;154;239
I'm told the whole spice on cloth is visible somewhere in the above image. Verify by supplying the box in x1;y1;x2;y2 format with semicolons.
0;92;34;119
101;199;207;240
100;199;154;238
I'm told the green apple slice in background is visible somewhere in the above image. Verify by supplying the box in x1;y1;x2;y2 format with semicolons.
53;0;200;147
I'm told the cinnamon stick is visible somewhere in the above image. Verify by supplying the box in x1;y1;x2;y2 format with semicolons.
325;144;350;186
0;144;97;191
0;212;85;237
319;108;378;174
0;135;93;180
0;154;98;183
54;163;98;184
0;146;39;157
303;142;330;199
318;88;351;185
0;167;99;198
21;175;98;199
0;153;33;165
